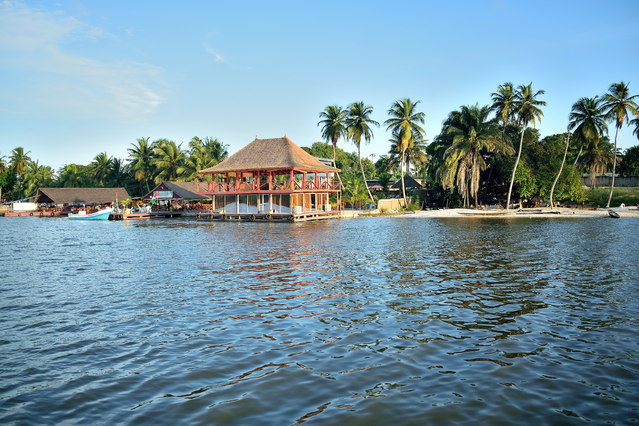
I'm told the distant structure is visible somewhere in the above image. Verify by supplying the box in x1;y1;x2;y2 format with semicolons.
196;136;342;222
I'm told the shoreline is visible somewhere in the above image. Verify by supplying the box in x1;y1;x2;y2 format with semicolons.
357;207;639;219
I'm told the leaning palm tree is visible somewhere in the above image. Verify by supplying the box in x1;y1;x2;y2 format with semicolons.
505;83;546;209
128;137;156;193
602;81;639;207
384;99;426;204
550;97;608;208
439;104;514;207
490;82;517;128
318;105;348;166
346;102;379;202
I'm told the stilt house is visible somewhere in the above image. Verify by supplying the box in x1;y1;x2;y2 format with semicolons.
196;136;341;222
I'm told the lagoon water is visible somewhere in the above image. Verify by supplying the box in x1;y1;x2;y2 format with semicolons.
1;216;638;425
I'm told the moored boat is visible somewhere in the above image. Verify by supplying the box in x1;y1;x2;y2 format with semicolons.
68;207;112;220
608;210;620;218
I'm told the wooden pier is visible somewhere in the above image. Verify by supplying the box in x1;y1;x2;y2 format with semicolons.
109;211;182;220
196;211;338;222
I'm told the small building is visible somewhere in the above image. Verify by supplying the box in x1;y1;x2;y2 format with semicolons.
143;181;208;205
196;135;342;222
35;187;131;206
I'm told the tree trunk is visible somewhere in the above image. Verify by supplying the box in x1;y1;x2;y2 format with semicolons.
358;144;373;203
549;132;570;209
606;126;620;208
573;145;583;166
506;123;526;210
401;151;406;206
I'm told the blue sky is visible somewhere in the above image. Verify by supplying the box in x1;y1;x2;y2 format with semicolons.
1;0;638;171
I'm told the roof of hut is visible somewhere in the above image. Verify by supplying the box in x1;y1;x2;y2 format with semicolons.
35;188;131;204
143;181;207;200
199;136;341;174
391;175;423;190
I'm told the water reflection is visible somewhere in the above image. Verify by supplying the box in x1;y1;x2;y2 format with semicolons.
0;217;637;424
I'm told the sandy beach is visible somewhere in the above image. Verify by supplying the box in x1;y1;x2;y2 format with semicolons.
355;206;639;219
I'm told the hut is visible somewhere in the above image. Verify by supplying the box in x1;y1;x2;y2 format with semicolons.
196;135;342;222
391;175;423;191
144;181;208;209
35;187;131;206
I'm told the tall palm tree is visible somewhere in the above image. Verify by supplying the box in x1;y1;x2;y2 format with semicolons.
602;81;639;207
128;137;156;193
384;99;426;204
9;147;31;198
505;83;546;209
202;137;229;164
90;152;113;187
439;104;514;207
550;97;608;208
9;147;31;178
153;140;186;183
318;105;348;166
346;102;379;202
388;131;428;177
490;82;516;128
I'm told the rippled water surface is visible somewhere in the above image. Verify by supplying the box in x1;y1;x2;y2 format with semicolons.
1;216;638;425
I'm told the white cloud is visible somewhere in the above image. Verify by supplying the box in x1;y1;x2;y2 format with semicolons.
204;43;224;62
0;1;165;117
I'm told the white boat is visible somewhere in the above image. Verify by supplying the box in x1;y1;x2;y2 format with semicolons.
68;207;112;221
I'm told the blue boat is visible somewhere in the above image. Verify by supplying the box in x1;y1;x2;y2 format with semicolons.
68;207;112;221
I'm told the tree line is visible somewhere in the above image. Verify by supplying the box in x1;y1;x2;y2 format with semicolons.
2;81;638;207
314;81;639;208
0;137;229;201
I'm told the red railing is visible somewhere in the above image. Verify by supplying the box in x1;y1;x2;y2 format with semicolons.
198;180;341;193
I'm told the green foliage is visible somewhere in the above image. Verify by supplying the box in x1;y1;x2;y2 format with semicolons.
619;145;639;176
584;187;639;207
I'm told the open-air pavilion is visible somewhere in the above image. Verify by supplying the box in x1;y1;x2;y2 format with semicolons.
196;136;342;222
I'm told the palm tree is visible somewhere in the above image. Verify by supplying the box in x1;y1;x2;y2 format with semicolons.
318;105;348;166
153;140;186;183
439;104;514;207
0;152;6;174
23;161;55;197
388;131;428;177
128;137;156;193
490;82;516;128
346;102;379;202
202;137;229;164
602;81;639;207
550;97;608;208
90;152;113;187
505;83;546;209
9;147;31;198
59;164;89;188
384;99;426;204
109;158;130;187
579;138;614;189
631;116;639;139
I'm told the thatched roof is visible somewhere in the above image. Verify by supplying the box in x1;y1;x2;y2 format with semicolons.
143;181;207;200
391;175;423;189
199;136;341;174
35;188;131;204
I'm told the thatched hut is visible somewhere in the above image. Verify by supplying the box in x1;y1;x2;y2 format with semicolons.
35;188;131;205
197;136;341;222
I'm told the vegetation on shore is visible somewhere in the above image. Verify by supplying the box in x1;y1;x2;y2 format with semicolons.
2;81;639;209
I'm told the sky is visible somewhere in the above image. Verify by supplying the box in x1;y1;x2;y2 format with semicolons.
1;0;638;172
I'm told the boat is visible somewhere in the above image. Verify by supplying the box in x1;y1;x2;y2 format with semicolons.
608;210;620;218
68;207;112;220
